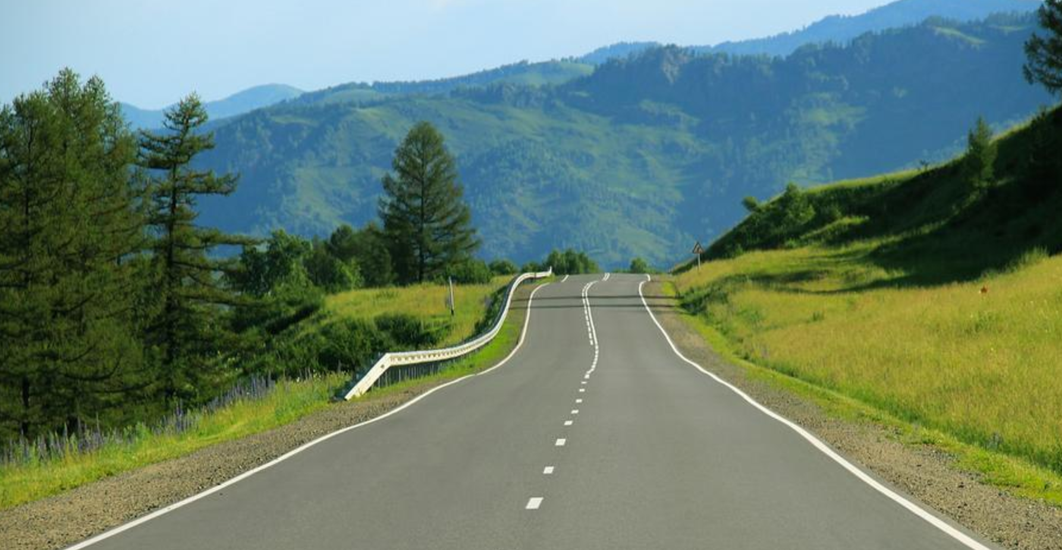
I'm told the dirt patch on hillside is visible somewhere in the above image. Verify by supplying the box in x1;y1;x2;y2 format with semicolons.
644;281;1062;550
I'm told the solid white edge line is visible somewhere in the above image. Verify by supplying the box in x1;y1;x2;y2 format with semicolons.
65;282;553;550
636;279;992;550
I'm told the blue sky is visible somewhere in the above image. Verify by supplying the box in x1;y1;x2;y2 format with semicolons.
1;0;891;108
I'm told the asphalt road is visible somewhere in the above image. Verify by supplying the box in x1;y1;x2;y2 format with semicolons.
74;274;998;550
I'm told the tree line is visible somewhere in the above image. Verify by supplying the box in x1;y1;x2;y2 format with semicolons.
0;71;582;442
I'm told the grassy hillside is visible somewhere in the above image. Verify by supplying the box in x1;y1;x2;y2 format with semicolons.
673;107;1062;498
196;13;1051;268
321;277;509;347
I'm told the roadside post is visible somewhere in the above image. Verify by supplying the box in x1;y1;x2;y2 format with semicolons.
691;241;704;269
448;276;456;316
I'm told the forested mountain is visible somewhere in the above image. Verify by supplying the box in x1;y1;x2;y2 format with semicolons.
120;84;303;129
289;60;594;106
196;13;1053;267
580;0;1039;63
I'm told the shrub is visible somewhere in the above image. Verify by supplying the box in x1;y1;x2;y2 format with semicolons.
445;258;494;285
489;259;518;276
629;257;653;273
374;313;442;349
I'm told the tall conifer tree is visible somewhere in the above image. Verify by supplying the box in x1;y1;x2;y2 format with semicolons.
0;70;145;438
138;94;248;399
379;122;479;284
1024;0;1062;95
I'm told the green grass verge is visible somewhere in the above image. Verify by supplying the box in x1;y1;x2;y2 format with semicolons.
0;373;346;510
660;280;1062;506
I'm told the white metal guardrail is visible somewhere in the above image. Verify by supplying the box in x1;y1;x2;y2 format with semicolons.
342;268;553;400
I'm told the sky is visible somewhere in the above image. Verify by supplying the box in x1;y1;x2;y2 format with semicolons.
1;0;892;109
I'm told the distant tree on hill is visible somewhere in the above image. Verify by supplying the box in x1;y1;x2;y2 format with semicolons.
1024;0;1062;95
138;94;250;399
964;117;998;190
379;122;479;284
489;259;518;276
629;257;652;273
545;249;599;275
741;196;760;212
1024;108;1062;197
327;222;393;287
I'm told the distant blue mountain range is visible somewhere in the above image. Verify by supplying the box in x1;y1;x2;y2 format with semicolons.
579;0;1041;63
120;84;303;129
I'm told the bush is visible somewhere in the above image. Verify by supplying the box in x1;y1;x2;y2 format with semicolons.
628;257;653;273
374;313;441;349
305;243;361;293
445;258;494;284
544;248;600;275
521;261;544;273
489;259;518;276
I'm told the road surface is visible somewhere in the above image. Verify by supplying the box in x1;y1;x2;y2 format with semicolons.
73;274;997;550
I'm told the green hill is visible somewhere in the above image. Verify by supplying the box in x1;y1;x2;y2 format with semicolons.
672;107;1062;500
697;107;1062;280
197;13;1051;267
290;60;594;106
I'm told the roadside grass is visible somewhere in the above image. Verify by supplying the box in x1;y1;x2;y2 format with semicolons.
364;279;548;399
0;373;345;511
0;276;541;511
321;276;510;345
670;245;1062;504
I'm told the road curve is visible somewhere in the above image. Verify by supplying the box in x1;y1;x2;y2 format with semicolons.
71;274;998;550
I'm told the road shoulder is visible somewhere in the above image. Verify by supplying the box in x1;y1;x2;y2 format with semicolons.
644;280;1062;550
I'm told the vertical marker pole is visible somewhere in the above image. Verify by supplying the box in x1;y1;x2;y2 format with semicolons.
448;276;456;316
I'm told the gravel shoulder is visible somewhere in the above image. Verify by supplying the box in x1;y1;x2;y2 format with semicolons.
0;284;538;550
644;280;1062;550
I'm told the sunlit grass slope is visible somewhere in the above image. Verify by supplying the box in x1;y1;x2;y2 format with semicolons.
674;106;1062;495
322;276;510;345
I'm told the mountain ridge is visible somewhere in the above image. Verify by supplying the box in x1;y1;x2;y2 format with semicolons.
121;83;303;129
194;12;1052;268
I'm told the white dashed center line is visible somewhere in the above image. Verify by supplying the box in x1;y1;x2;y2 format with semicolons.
571;409;579;414
543;466;555;475
576;399;583;404
526;497;543;510
564;420;573;426
555;438;567;446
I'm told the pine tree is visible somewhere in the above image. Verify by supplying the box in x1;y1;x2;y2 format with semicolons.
138;94;249;400
0;70;146;438
379;122;479;284
964;117;997;190
1024;0;1062;95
